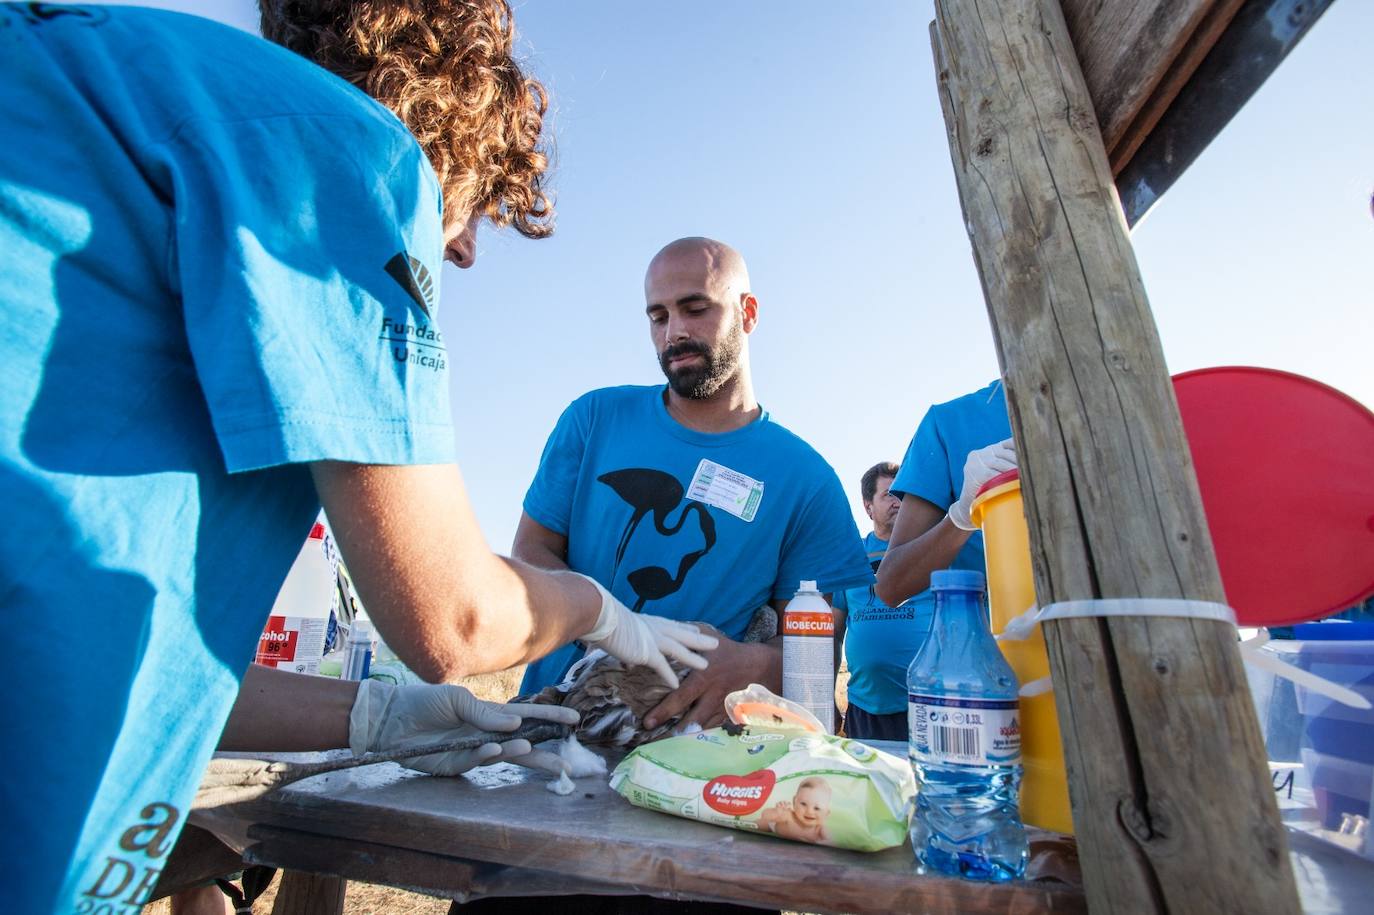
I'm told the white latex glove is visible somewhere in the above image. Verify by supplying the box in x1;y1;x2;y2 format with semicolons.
576;574;719;689
948;438;1018;531
349;679;580;776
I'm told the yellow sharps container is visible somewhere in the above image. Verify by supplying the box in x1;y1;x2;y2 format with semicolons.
969;469;1074;834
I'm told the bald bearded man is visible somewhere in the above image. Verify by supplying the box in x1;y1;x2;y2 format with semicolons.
513;237;872;731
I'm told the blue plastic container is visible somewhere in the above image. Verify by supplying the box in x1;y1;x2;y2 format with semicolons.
1292;638;1374;829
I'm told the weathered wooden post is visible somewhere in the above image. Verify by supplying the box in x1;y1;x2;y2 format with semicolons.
929;2;1300;912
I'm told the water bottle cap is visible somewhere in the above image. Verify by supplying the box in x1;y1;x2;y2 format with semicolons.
348;619;373;642
930;569;986;592
798;580;818;593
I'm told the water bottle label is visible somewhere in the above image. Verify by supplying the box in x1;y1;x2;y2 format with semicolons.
908;693;1020;766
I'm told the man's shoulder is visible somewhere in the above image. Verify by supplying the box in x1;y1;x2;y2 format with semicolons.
756;414;829;461
751;416;842;488
928;380;1003;417
565;384;658;416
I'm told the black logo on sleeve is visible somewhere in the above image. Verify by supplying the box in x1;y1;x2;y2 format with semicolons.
598;468;717;612
380;252;445;372
385;251;435;318
378;316;446;373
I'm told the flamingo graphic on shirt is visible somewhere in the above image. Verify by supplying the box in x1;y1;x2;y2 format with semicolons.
597;468;717;612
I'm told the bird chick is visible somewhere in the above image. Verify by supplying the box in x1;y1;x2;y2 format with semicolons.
517;604;778;748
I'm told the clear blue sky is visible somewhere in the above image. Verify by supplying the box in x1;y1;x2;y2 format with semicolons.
100;1;1374;550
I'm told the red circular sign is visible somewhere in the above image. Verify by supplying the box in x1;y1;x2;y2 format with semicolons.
1174;367;1374;626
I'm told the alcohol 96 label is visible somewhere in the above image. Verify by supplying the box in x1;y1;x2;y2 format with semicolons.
908;693;1020;766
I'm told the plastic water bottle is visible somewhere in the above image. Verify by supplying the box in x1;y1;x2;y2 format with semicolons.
907;569;1028;881
781;580;835;732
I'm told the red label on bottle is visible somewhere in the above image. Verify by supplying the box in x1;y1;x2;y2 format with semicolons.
783;611;834;637
255;615;299;665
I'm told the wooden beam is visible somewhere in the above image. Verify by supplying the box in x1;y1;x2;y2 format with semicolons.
271;871;346;915
1059;0;1243;168
1116;0;1336;224
930;2;1300;913
1103;0;1246;174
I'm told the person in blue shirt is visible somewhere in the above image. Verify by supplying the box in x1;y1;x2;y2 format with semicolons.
835;461;933;741
513;237;874;733
875;380;1018;615
0;5;713;913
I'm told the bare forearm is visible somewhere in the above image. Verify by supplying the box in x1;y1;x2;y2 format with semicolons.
489;557;602;663
511;534;570;571
757;638;784;692
346;543;600;683
218;664;356;751
876;515;971;605
313;462;601;684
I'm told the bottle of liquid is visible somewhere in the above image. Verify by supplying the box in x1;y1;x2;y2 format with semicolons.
254;521;339;676
342;618;375;681
781;580;835;732
907;569;1028;881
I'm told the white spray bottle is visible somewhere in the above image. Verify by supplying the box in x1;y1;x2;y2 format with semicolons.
781;580;835;733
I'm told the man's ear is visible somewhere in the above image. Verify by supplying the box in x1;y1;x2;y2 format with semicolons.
740;293;759;333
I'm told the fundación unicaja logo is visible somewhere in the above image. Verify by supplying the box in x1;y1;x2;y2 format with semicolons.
385;251;436;319
380;251;446;372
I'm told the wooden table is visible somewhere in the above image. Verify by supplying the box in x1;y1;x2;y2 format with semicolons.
190;743;1086;914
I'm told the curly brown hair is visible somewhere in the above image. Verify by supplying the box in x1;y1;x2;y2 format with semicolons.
259;0;553;240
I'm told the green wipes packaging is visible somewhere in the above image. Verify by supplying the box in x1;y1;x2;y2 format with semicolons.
609;686;915;852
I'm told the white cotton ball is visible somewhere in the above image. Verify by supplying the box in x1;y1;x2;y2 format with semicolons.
546;770;575;795
678;722;704;735
557;734;608;778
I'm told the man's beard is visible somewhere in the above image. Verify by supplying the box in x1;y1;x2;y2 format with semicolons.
658;321;743;400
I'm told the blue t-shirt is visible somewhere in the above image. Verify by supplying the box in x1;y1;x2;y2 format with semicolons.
835;532;934;714
520;385;873;691
0;7;450;912
888;380;1011;629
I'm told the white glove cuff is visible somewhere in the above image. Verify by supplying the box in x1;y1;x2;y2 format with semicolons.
948;505;976;532
574;573;620;643
348;678;394;757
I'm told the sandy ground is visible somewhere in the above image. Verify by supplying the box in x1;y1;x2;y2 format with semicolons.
147;662;851;913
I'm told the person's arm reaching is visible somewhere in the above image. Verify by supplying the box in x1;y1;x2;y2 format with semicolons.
311;461;716;688
641;598;788;732
515;510;782;731
875;496;970;605
219;663;356;752
512;511;570;571
875;439;1017;605
218;664;580;775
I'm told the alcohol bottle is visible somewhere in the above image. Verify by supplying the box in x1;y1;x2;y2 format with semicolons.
907;569;1028;881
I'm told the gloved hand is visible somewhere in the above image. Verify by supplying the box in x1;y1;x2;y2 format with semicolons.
576;574;719;689
948;438;1018;531
349;679;580;776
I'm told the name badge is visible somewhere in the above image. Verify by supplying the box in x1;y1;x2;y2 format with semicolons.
687;459;764;522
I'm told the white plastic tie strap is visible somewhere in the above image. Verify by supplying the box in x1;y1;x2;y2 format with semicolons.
996;599;1370;710
999;598;1235;643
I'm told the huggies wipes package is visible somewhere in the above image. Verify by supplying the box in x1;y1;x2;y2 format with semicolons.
609;685;916;852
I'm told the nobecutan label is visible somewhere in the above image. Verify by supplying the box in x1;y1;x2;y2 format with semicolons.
783;612;834;636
